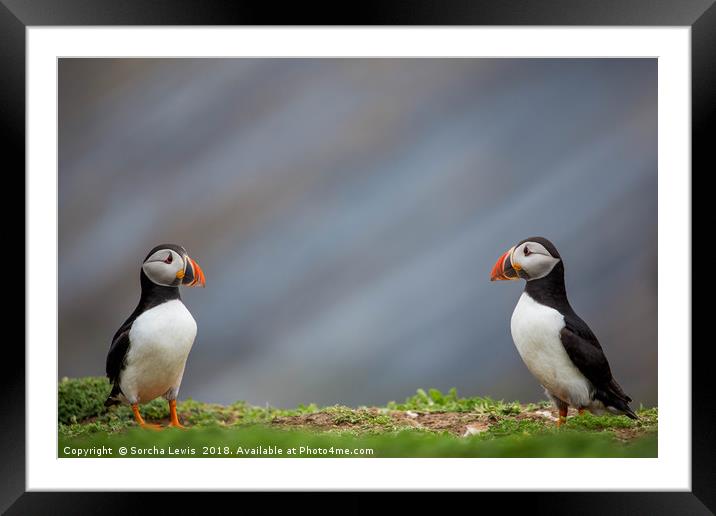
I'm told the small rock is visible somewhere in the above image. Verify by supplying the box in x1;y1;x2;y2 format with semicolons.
405;411;419;419
535;410;559;422
462;424;487;437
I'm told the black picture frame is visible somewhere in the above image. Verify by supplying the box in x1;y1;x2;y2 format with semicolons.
3;0;711;511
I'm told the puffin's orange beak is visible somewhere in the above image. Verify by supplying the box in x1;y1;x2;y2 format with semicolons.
490;247;519;281
180;256;206;287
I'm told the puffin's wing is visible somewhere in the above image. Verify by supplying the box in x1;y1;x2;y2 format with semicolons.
560;319;636;418
106;327;131;386
559;324;613;389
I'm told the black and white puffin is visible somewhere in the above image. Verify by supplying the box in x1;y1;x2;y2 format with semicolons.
490;236;637;426
105;244;206;429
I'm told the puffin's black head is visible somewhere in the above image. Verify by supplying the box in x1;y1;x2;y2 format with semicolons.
142;244;206;288
490;236;562;282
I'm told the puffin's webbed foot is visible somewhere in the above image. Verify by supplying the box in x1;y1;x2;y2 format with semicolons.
556;406;568;428
168;399;187;430
131;403;163;431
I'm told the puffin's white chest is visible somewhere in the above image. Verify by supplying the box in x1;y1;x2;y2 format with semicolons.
510;292;591;407
121;299;197;403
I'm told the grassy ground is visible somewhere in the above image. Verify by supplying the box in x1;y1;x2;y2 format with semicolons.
58;377;657;458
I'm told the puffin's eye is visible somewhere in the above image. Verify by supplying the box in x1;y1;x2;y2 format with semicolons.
524;246;531;256
164;253;173;264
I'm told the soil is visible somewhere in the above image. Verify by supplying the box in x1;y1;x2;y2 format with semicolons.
270;406;623;438
82;404;653;443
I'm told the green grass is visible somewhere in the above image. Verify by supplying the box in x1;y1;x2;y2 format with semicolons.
59;424;657;458
387;387;524;415
58;377;657;458
59;376;113;424
326;406;395;429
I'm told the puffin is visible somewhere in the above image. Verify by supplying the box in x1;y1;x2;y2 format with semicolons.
104;244;206;429
490;236;637;426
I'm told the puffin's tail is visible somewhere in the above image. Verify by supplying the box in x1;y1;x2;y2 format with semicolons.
610;398;639;420
104;383;122;407
599;379;638;420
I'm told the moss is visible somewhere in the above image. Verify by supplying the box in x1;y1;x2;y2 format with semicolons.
58;424;658;458
484;417;552;438
226;400;320;426
57;385;323;435
387;388;522;416
563;411;635;431
525;401;552;411
58;377;657;458
634;407;658;429
327;406;393;427
58;376;112;424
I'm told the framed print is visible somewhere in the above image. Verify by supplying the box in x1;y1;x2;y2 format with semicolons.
4;0;712;511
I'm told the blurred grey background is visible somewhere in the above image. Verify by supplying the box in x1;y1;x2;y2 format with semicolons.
58;58;657;408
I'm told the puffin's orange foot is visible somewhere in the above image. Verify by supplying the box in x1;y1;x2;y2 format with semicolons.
578;408;586;416
557;406;568;428
131;403;162;430
168;400;187;430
